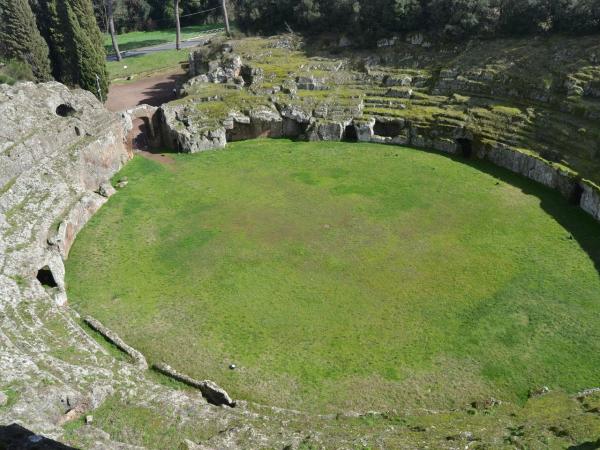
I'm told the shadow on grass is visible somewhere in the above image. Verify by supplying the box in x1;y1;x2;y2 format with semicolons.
569;439;600;450
105;39;168;54
446;150;600;276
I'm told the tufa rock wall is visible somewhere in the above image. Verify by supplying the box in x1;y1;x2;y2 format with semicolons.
0;82;132;307
160;92;600;224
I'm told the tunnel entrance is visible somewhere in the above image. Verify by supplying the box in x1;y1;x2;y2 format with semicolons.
570;183;585;205
373;120;404;138
343;124;358;142
36;266;57;288
283;119;309;140
456;138;473;158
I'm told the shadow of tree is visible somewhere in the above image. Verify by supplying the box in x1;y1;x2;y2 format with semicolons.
0;424;79;449
104;39;168;53
568;438;600;450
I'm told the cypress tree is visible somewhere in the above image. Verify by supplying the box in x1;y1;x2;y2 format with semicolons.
30;0;72;84
0;0;52;81
63;0;109;100
30;0;109;100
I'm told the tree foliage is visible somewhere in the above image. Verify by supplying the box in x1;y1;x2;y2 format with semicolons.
90;0;222;33
232;0;600;41
0;0;52;81
31;0;108;99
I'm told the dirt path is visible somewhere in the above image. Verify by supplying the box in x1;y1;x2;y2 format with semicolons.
107;70;183;165
106;69;186;112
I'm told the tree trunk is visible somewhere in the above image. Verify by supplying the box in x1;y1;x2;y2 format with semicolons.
107;0;121;61
174;0;181;51
221;0;231;36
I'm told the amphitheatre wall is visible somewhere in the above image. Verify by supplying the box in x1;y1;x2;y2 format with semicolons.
1;34;600;447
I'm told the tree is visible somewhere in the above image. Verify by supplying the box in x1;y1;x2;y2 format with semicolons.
174;0;181;50
107;0;122;60
222;0;231;36
0;0;53;81
66;0;110;99
31;0;109;100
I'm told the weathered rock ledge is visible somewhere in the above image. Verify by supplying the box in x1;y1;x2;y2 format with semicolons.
159;93;600;225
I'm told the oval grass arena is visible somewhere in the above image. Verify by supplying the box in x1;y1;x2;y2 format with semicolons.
66;140;600;413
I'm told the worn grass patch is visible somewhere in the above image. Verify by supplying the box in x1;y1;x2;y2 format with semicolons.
65;140;600;413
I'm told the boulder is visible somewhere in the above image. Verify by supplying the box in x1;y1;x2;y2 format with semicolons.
279;103;312;123
307;121;344;141
160;105;227;153
355;118;376;142
97;182;116;198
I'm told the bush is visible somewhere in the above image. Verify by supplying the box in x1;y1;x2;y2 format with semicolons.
0;59;35;85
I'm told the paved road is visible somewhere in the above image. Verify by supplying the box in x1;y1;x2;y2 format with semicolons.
106;31;223;61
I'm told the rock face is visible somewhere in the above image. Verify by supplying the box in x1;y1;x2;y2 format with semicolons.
581;180;600;221
0;82;136;444
0;82;132;306
160;106;227;153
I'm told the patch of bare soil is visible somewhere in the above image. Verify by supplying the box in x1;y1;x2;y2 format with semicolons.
128;117;175;166
106;69;186;112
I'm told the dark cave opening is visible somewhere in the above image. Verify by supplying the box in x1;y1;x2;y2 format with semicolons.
343;124;358;142
570;182;585;205
36;266;57;288
373;120;404;138
56;104;76;118
456;138;473;158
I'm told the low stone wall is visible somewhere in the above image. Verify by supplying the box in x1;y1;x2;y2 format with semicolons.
581;180;600;222
84;316;148;370
153;362;235;407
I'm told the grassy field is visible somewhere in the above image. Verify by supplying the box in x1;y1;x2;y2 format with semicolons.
65;140;600;414
103;24;223;54
105;24;224;81
106;49;188;81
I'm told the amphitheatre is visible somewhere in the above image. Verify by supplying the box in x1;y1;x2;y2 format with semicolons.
2;15;600;450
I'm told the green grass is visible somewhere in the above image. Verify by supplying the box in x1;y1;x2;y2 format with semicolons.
65;140;600;414
104;24;223;54
106;49;188;81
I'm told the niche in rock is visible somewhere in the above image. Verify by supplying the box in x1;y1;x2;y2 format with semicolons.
56;104;76;118
570;183;585;205
227;122;254;142
283;119;309;139
456;138;473;158
36;266;57;288
374;120;404;138
343;124;358;142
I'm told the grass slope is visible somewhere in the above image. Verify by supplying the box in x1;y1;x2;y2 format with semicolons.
103;24;223;54
106;49;187;81
65;140;600;413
